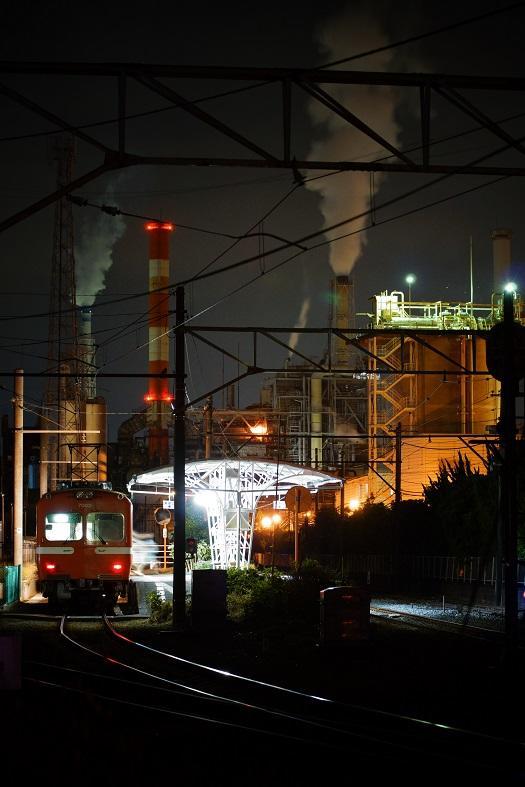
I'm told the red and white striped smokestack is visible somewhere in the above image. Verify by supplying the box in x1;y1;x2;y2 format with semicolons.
145;222;173;402
145;221;174;464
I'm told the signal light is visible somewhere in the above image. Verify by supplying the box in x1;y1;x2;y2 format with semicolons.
112;563;123;573
45;563;56;571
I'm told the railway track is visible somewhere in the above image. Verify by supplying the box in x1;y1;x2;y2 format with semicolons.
14;613;525;781
370;604;506;639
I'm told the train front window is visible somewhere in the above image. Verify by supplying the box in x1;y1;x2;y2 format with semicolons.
45;513;82;541
86;513;125;543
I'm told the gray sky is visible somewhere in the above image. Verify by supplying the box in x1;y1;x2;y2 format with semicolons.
0;0;524;438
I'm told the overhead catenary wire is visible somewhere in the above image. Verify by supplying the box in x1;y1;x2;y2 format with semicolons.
0;171;512;372
1;105;522;330
0;164;511;340
0;79;274;144
317;2;525;69
2;119;522;375
2;3;523;147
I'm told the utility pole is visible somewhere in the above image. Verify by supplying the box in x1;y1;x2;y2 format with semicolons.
395;422;402;504
500;291;519;656
204;396;213;458
172;286;186;630
294;487;300;567
13;369;24;600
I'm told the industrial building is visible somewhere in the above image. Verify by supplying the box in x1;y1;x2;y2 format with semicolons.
113;227;523;522
26;189;523;542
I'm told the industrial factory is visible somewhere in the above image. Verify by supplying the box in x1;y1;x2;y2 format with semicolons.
36;210;520;516
1;136;522;583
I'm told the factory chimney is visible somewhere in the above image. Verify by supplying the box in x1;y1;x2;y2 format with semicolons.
79;306;96;399
492;228;512;293
145;221;174;465
330;275;354;367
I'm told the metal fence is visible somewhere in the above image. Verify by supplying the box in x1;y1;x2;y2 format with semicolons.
313;553;497;586
409;555;496;585
132;543;173;572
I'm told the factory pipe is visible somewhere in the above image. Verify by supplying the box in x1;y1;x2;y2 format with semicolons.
310;375;323;468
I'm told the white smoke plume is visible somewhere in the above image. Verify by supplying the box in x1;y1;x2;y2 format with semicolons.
306;5;403;275
288;297;311;359
75;186;126;306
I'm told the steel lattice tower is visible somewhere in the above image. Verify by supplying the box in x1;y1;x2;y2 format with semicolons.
42;135;83;489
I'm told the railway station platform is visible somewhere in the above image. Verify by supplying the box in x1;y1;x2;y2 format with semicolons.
6;571;191;616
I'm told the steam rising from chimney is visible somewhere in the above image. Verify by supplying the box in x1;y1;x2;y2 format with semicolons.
75;185;125;306
306;7;403;276
288;298;311;358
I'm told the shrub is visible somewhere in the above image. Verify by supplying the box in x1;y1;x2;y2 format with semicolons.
146;590;172;623
225;564;335;626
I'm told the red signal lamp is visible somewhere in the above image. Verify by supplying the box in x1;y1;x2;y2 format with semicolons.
145;222;174;232
45;563;56;572
144;392;174;403
111;563;123;573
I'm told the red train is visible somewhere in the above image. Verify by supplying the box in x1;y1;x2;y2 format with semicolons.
36;482;138;612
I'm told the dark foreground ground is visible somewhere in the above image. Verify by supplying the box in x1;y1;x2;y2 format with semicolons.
1;601;523;783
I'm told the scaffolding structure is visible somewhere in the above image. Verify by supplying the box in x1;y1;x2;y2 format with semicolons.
365;290;521;502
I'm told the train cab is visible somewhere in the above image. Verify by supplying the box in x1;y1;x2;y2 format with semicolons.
36;482;135;611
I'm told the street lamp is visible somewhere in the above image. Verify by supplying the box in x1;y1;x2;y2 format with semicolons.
405;274;416;305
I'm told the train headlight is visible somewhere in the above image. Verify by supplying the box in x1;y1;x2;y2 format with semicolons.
45;563;56;572
112;563;123;573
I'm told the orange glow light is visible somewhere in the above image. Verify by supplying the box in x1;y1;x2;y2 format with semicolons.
249;421;268;436
144;392;174;403
145;222;174;232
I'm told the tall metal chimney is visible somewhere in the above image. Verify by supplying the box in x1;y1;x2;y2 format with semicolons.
145;221;174;465
330;275;353;367
491;228;512;292
79;306;96;399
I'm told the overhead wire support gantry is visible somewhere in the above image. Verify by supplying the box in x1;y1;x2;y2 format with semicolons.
2;64;525;232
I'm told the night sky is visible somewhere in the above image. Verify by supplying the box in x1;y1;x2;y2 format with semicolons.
1;0;524;439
